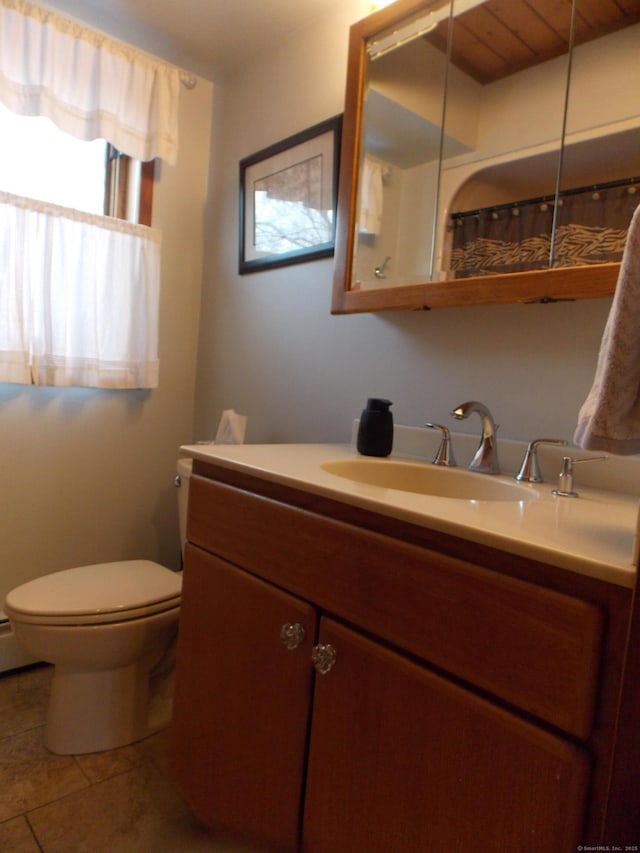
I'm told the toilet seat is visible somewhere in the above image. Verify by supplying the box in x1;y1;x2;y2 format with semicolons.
4;560;182;627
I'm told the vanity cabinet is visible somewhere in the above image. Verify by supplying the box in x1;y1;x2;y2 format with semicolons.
171;546;316;851
303;618;588;852
171;462;638;851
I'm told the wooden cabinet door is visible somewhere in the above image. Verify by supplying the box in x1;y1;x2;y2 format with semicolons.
171;545;318;853
303;618;590;853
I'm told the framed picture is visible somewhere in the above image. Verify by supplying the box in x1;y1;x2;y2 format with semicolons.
239;115;342;274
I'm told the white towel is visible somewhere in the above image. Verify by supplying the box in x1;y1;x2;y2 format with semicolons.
358;156;384;236
574;203;640;454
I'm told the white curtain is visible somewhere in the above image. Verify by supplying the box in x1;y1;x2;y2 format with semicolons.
0;0;184;388
0;0;183;164
0;192;161;388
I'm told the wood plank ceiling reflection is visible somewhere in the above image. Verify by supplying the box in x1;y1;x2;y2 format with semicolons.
427;0;640;83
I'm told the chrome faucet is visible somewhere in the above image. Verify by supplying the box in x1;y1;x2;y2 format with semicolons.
425;423;457;467
374;256;391;279
515;438;567;483
450;401;500;474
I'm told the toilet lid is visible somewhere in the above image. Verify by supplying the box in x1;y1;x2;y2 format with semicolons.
5;560;182;619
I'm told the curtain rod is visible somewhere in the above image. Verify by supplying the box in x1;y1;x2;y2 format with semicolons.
450;175;640;221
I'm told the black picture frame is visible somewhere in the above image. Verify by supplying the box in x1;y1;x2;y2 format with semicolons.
239;115;342;274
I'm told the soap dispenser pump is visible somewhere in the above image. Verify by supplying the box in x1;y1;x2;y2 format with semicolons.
357;398;393;457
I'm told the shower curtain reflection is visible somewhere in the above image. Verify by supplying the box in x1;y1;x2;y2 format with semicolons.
448;177;640;279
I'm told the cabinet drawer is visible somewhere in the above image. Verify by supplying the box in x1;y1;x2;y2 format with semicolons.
188;475;603;739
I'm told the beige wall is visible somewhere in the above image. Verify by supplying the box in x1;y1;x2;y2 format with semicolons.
0;71;213;603
193;1;612;454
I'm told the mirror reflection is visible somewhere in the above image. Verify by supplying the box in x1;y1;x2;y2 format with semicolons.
353;0;451;289
439;0;572;281
555;0;639;268
342;0;640;307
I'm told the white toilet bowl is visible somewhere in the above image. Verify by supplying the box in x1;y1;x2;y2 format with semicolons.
4;458;192;755
5;559;182;754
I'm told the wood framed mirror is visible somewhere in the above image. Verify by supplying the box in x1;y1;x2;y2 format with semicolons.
332;0;640;314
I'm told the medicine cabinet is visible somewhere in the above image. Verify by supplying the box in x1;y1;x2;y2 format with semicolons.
331;0;640;313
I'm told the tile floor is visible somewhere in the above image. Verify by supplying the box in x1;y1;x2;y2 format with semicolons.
0;664;266;852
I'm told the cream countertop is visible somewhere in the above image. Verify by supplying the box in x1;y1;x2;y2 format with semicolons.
180;442;640;589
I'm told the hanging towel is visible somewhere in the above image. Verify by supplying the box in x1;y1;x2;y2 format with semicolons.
358;156;384;236
574;203;640;454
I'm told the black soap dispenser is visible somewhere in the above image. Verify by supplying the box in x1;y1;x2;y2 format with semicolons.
357;398;393;457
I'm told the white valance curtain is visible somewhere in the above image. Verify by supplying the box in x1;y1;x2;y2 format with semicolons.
0;0;183;164
0;0;184;389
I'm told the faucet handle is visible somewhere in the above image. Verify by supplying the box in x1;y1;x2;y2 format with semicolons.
552;455;608;498
515;439;567;483
425;423;457;467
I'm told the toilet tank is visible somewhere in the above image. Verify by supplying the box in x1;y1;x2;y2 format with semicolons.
176;458;193;556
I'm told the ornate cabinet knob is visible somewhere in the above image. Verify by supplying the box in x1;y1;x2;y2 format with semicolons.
312;643;337;674
280;622;306;650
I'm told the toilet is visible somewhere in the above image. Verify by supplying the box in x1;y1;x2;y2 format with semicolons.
3;457;192;755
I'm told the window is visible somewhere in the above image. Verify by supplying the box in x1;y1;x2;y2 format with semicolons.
0;0;185;389
0;101;154;225
104;147;155;226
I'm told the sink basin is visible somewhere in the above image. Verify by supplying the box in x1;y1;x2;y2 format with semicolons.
321;459;538;502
